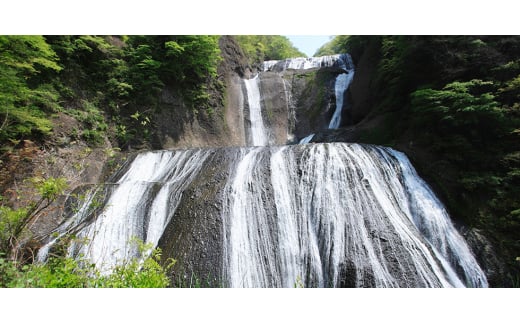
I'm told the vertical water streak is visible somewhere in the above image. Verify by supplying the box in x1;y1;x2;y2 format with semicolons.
270;146;306;287
36;185;105;262
243;75;269;146
223;147;280;287
329;71;355;129
299;133;315;144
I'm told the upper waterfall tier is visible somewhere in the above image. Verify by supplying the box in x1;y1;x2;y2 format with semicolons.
241;53;355;146
262;53;354;72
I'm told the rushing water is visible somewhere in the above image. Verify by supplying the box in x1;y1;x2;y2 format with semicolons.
221;143;487;287
243;75;269;146
329;71;355;129
262;54;353;72
38;53;488;287
39;149;213;273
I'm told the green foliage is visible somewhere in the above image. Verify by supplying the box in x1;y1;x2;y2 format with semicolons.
410;80;506;143
0;176;68;256
0;36;61;145
0;247;173;288
125;36;221;108
314;36;377;62
99;243;174;288
234;35;306;63
314;36;351;56
31;176;68;201
1;35;225;149
0;205;29;252
294;275;304;288
162;36;221;80
64;99;108;146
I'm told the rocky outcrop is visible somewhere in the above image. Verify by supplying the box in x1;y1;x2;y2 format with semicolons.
218;36;253;79
254;68;342;145
1;112;117;254
153;36;252;150
157;148;234;286
347;38;381;124
461;227;508;287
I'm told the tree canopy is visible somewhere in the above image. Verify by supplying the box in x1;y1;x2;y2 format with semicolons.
234;35;306;63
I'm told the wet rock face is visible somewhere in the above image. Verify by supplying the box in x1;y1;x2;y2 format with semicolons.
157;148;234;287
287;69;339;139
159;144;486;288
461;227;507;287
251;68;342;145
257;72;290;144
153;36;252;150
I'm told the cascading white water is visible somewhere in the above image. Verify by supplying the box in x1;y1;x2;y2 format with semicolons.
38;149;211;273
222;143;488;287
263;54;353;72
38;143;488;287
243;75;269;146
387;149;489;287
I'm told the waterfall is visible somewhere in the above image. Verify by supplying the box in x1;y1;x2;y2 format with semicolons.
299;133;315;144
37;52;488;288
38;142;488;287
39;149;212;273
329;71;355;129
221;143;487;287
243;75;269;146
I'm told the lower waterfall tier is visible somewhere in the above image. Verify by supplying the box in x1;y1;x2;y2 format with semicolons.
39;143;488;287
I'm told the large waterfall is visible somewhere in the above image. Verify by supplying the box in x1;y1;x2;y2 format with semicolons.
38;54;488;288
221;144;487;287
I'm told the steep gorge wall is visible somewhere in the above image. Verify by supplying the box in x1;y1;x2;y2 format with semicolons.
153;36;343;149
152;36;251;149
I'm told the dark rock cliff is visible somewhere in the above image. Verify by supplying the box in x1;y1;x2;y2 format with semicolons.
152;36;252;149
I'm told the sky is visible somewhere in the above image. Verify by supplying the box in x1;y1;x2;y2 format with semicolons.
285;35;333;57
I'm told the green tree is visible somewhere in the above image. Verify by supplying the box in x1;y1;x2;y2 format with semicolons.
0;176;68;259
0;243;173;288
234;35;306;63
0;36;62;146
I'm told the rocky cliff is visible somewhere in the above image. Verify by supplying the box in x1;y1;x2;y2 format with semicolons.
152;36;344;149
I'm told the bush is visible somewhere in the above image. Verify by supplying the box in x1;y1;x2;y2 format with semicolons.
0;240;174;288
